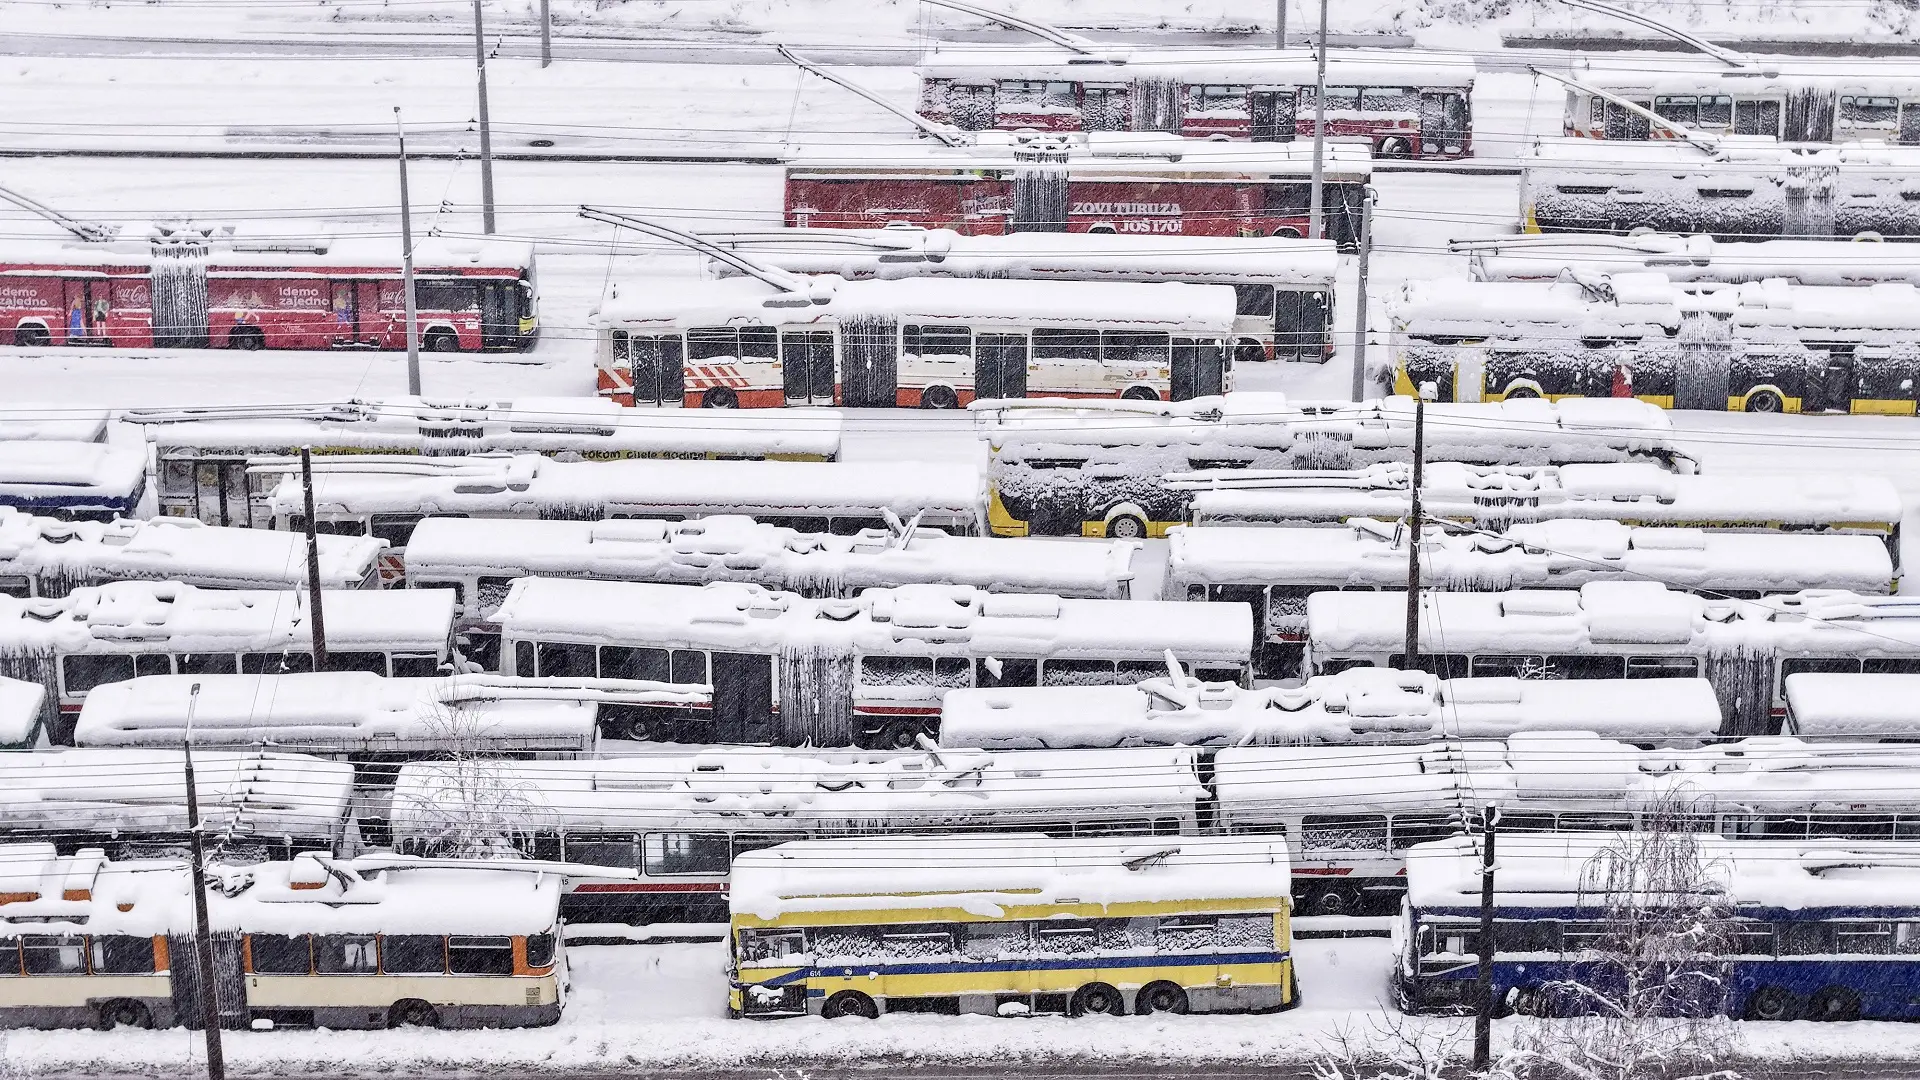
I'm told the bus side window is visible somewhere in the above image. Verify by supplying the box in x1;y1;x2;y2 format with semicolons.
21;935;87;975
514;640;536;678
391;653;442;678
536;641;597;679
89;935;155;975
369;514;425;549
564;834;639;870
241;651;315;675
1781;657;1863;677
1299;814;1389;853
60;654;135;695
975;657;1038;688
1390;653;1469;680
321;651;387;675
315;934;379;974
448;935;516;975
380;935;446;974
1627;655;1698;678
248;933;313;974
0;938;17;976
644;832;731;875
176;652;239;676
0;576;28;599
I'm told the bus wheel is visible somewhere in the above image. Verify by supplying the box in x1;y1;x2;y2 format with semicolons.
388;999;441;1028
13;325;49;348
426;331;460;353
604;712;661;743
1136;982;1189;1016
1121;386;1161;401
1070;982;1125;1017
228;326;265;351
1105;513;1147;541
1378;137;1413;159
1272;227;1303;240
96;1000;152;1030
921;385;960;410
876;718;929;750
821;990;879;1020
1305;883;1362;916
1503;385;1540;400
1743;985;1801;1022
1808;986;1861;1022
702;387;739;409
1745;389;1784;414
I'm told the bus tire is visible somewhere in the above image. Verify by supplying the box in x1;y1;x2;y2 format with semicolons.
1070;982;1125;1017
1502;384;1540;400
1744;389;1784;414
425;330;460;353
13;325;49;348
1305;882;1363;917
95;1000;152;1030
876;718;930;750
1272;227;1303;240
1743;985;1801;1022
1808;986;1861;1022
1105;513;1147;541
1136;982;1189;1016
821;990;879;1020
388;999;441;1028
1121;386;1160;401
920;385;960;410
228;326;265;351
702;387;739;409
604;712;662;743
1378;137;1413;159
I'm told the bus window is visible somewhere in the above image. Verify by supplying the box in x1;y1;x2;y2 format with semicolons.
526;932;556;969
0;576;28;599
1865;657;1920;674
565;834;639;869
448;935;516;975
1734;99;1782;136
1300;814;1389;853
250;934;312;974
975;656;1038;688
1041;658;1119;686
1303;86;1362;112
89;936;154;975
315;935;379;974
20;935;86;975
1188;85;1248;113
380;935;446;974
321;651;387;674
1548;654;1627;679
1032;328;1100;366
1102;331;1171;367
859;655;937;686
1777;921;1828;956
1841;96;1901;130
644;832;731;875
242;651;315;675
1627;655;1698;678
1266;184;1311;216
1360;87;1417;114
1834;921;1898;955
61;654;137;694
0;939;17;976
1389;814;1458;852
1732;923;1776;957
537;641;596;679
1115;659;1169;684
514;641;535;678
415;281;479;312
741;928;808;963
1390;653;1470;680
1034;923;1097;956
1493;920;1559;953
602;645;671;682
1781;657;1863;677
732;833;807;859
1654;96;1700;126
477;576;518;614
1469;654;1547;679
1000;80;1075;111
1698;95;1733;128
391;653;441;678
369;514;425;549
935;656;971;688
962;921;1032;959
1233;285;1275;318
904;324;973;361
1153;916;1218;952
1855;350;1917;403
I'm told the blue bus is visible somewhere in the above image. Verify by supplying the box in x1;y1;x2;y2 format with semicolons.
1398;834;1920;1023
0;440;146;521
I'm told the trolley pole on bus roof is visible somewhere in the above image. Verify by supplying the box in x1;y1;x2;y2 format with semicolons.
300;447;329;672
1403;393;1424;667
1474;804;1500;1073
1306;0;1329;241
396;108;422;394
473;0;498;234
1349;185;1374;402
182;682;226;1080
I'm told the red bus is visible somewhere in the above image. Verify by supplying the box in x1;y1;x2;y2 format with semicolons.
783;134;1374;248
0;236;537;353
916;47;1474;159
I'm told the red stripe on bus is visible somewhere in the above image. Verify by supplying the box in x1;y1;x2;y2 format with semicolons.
1291;867;1356;876
854;706;942;716
570;882;728;894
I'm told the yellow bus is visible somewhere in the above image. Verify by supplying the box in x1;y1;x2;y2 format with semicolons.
727;834;1293;1020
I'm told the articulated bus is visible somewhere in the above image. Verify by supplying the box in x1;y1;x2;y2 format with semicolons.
981;395;1695;539
785;133;1374;247
1560;57;1920;146
916;46;1473;158
727;835;1295;1020
1458;233;1920;288
1392;274;1920;413
125;398;841;530
0;846;588;1031
1400;835;1920;1021
701;228;1338;362
591;274;1235;409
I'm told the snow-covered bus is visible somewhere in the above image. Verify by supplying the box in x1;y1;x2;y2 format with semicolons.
1560;57;1920;146
936;666;1725;749
488;578;1251;748
0;582;458;745
1398;835;1920;1020
0;749;354;857
592;274;1235;409
785;133;1374;247
1186;463;1904;568
127;398;841;530
0;441;147;522
1782;672;1920;741
1168;519;1896;675
1306;581;1920;736
263;454;986;585
982;395;1695;539
1392;274;1920;413
701;228;1339;363
728;834;1294;1020
1457;233;1920;287
403;515;1139;628
392;745;1208;924
916;45;1473;158
0;846;587;1031
0;508;384;598
1520;141;1920;238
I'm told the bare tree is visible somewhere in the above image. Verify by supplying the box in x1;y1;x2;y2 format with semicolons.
1314;1015;1486;1080
391;699;547;858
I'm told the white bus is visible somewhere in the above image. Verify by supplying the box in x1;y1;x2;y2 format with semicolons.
1392;273;1920;413
0;508;384;599
264;454;987;585
489;578;1252;748
0;846;595;1030
591;274;1236;409
124;397;842;529
1305;581;1920;736
0;749;354;857
702;228;1339;363
390;745;1207;925
1185;462;1903;568
982;394;1695;539
1457;233;1920;288
1782;672;1920;741
403;514;1138;628
936;666;1725;750
1168;519;1896;676
0;581;458;745
1559;57;1920;145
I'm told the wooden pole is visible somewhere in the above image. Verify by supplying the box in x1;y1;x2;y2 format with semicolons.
183;682;226;1078
1474;804;1499;1072
300;447;329;671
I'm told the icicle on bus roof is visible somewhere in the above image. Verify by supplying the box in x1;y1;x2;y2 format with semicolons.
0;749;353;844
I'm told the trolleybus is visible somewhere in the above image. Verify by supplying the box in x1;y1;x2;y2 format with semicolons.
1457;233;1920;288
1560;57;1920;145
0;442;146;522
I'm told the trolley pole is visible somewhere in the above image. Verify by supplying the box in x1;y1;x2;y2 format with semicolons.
1306;0;1329;240
541;0;552;67
1474;804;1500;1073
396;108;421;394
182;682;226;1080
1349;185;1374;402
473;0;498;234
300;447;329;672
1403;394;1424;667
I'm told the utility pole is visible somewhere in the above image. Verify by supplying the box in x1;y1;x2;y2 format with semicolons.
182;682;226;1080
300;447;329;672
1306;0;1329;241
1403;394;1424;669
541;0;552;67
472;0;498;234
1349;185;1374;401
1474;804;1500;1073
1275;0;1286;48
395;107;421;394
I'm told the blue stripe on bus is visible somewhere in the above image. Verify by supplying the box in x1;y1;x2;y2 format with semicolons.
750;950;1290;989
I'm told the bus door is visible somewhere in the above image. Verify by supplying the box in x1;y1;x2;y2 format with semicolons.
711;652;775;743
975;332;1029;400
782;330;836;406
1601;100;1653;140
329;281;361;344
1274;289;1330;362
1420;91;1469;156
629;333;686;408
479;281;518;349
1172;338;1226;400
60;279;109;343
193;458;251;527
1805;343;1856;413
1250;91;1296;142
